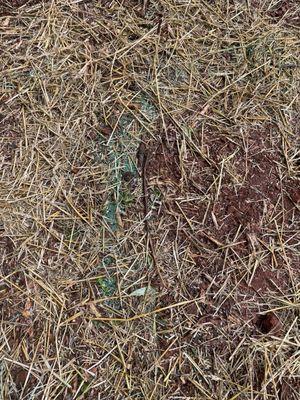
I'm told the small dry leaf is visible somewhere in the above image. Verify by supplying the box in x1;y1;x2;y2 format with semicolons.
130;286;156;297
3;17;10;27
200;104;210;115
27;326;34;338
128;102;140;110
115;208;123;229
89;303;101;317
100;125;112;136
22;298;32;318
167;24;175;38
22;310;31;318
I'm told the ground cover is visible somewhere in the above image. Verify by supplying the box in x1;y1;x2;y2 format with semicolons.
0;0;300;399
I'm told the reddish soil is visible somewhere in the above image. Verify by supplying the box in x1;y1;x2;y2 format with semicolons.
145;121;300;397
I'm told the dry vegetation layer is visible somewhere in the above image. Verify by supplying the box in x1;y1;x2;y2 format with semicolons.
0;0;300;399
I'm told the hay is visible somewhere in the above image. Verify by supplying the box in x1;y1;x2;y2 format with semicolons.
0;0;299;398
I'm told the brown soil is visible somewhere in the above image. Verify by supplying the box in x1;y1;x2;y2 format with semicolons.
145;121;300;397
268;1;300;24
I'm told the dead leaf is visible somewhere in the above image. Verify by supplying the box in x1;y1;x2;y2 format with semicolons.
22;298;32;318
100;125;112;136
200;104;210;115
3;17;10;27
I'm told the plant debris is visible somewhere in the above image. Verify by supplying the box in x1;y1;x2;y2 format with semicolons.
0;0;299;399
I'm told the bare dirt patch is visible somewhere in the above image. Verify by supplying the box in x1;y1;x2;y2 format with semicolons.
145;120;300;397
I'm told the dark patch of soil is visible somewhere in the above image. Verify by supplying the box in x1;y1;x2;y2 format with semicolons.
147;131;182;187
254;312;282;334
279;378;300;400
250;0;300;26
0;0;44;16
1;0;38;7
268;0;300;25
0;128;20;163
